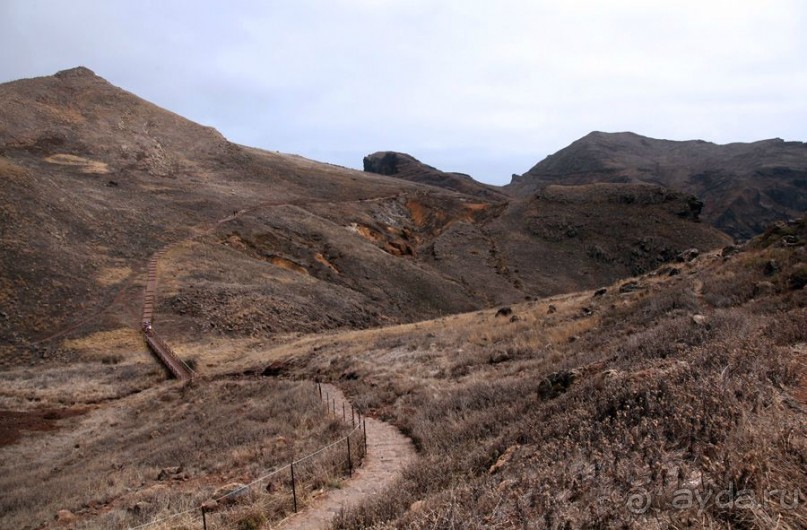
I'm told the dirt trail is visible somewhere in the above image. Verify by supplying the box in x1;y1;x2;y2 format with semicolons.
272;383;416;530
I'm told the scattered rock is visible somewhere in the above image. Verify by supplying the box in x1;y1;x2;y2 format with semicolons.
157;466;182;481
212;483;250;505
262;361;288;377
547;304;557;314
691;314;708;326
410;500;426;513
538;370;578;399
56;509;77;524
496;479;517;493
593;288;607;297
488;350;511;364
782;235;800;247
788;266;807;290
677;248;700;262
568;335;580;343
129;501;152;514
495;307;513;318
340;370;360;381
721;245;739;258
489;444;520;474
581;307;593;316
619;281;641;293
509;314;521;323
106;180;119;187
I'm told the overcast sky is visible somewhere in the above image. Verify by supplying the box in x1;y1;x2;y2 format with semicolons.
2;0;806;185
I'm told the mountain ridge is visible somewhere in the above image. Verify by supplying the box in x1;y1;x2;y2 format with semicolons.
508;131;807;240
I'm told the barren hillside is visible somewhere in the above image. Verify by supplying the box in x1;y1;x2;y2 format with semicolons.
0;68;729;367
255;219;807;529
508;131;807;240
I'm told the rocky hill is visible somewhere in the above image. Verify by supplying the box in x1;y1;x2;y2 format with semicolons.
0;69;730;366
363;151;508;201
508;131;807;240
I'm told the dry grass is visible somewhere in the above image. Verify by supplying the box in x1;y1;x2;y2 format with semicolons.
3;209;802;529
96;266;133;287
62;327;146;362
208;229;807;529
43;153;109;174
0;361;162;410
0;376;359;529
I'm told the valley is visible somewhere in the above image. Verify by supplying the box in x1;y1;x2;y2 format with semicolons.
0;68;804;529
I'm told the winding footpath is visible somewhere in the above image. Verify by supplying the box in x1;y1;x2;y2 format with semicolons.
273;384;416;530
134;201;417;528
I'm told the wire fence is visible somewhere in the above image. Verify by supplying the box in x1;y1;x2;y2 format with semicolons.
127;383;366;530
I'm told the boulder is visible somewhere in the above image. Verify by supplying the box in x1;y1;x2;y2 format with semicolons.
410;500;426;513
538;370;578;399
129;501;152;514
56;509;77;524
619;281;641;293
157;466;182;480
764;260;780;276
212;483;250;505
495;307;513;318
677;248;700;262
489;445;520;474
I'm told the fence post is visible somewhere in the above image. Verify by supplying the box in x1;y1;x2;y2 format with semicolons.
318;383;322;400
290;462;298;513
342;402;346;421
347;436;353;475
201;506;208;530
363;418;367;456
351;405;355;427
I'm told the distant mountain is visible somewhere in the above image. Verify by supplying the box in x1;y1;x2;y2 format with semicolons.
508;131;807;240
0;69;730;365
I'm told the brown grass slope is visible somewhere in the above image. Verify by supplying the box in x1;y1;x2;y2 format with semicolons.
0;377;353;530
508;131;807;241
250;218;806;529
0;68;729;369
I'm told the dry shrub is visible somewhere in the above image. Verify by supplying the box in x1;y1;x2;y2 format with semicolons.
331;238;807;529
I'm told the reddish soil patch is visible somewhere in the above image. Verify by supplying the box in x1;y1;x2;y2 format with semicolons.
0;408;87;447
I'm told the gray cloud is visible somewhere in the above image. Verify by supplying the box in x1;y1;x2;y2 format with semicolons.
2;0;805;184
